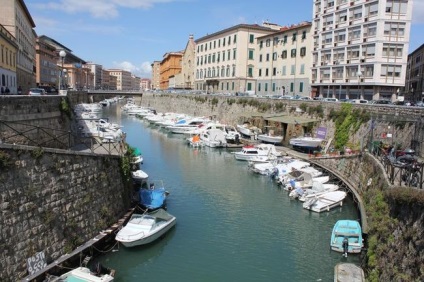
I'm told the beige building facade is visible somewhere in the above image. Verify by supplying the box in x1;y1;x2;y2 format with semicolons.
181;34;196;89
35;36;58;88
151;61;161;90
108;69;132;90
194;23;281;94
256;22;313;97
0;0;36;95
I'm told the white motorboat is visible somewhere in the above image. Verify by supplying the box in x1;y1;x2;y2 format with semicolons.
285;172;330;193
234;144;281;162
249;157;306;176
289;136;324;151
236;123;262;137
186;134;203;147
277;166;322;185
50;266;114;281
166;117;210;134
200;128;227;148
223;125;241;143
303;191;347;213
298;183;340;202
115;209;176;247
257;133;284;144
131;169;149;181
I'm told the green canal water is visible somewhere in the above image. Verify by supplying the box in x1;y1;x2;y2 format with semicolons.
98;104;362;281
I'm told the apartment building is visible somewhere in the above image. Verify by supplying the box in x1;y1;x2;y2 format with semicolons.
405;43;424;102
160;51;183;90
0;0;36;95
150;61;161;90
131;75;141;91
194;23;281;94
140;78;151;90
108;69;132;90
35;36;59;88
256;22;313;97
85;62;103;89
0;23;18;94
312;0;413;101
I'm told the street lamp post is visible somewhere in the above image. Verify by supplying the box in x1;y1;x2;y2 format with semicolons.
357;70;362;99
59;51;66;94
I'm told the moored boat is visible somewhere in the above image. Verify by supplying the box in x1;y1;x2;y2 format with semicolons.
49;266;115;281
115;209;176;247
138;182;169;211
330;220;363;256
289;136;324;152
303;191;347;213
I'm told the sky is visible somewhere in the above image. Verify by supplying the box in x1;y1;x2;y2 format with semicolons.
27;0;424;78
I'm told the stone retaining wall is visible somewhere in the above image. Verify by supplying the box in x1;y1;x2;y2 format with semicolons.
0;144;130;280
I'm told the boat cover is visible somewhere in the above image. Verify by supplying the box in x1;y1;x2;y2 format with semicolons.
149;209;174;221
133;147;142;156
139;188;167;210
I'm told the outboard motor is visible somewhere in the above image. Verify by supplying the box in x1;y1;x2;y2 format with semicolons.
342;237;349;257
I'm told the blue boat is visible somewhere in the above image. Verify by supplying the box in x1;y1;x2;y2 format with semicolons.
138;182;169;211
330;220;363;256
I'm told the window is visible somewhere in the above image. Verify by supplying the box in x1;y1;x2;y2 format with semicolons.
300;47;306;57
281;50;287;59
248;67;253;77
273;67;276;76
233;49;236;60
232;65;236;76
249;34;254;43
259;54;263;62
273;52;277;61
265;83;268;92
299;82;304;93
381;64;402;78
266;39;271;47
259;41;263;49
282;66;286;76
266;53;270;61
292;33;297;41
362;44;376;58
283;35;287;43
258;83;261;92
290;82;294;92
384;22;406;37
233;34;237;43
272;83;276;92
259;69;262;77
300;64;305;74
247;82;252;91
291;49;297;58
222;51;225;61
302;31;306;40
265;68;269;76
382;44;403;57
249;49;254;60
291;65;295;75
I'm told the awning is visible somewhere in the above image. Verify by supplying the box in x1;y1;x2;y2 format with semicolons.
262;115;319;124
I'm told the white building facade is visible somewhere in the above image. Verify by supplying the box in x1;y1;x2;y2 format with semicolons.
85;63;103;90
311;0;413;101
256;22;313;97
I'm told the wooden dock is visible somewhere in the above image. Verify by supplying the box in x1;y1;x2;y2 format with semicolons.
22;208;135;281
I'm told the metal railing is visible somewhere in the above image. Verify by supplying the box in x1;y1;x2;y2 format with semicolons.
369;144;423;189
0;119;125;156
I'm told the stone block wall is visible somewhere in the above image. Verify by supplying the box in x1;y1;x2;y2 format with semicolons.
0;144;130;280
0;96;71;149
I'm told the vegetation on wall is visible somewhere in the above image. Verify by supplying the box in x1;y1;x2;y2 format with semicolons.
0;150;11;168
307;104;324;118
194;96;207;103
328;103;370;149
60;97;72;118
120;145;134;183
31;147;44;160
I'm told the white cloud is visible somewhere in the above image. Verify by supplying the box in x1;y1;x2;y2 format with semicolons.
112;61;152;77
412;2;424;24
35;0;176;19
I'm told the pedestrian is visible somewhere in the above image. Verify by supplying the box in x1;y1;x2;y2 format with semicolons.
5;87;10;94
18;86;22;95
0;87;3;94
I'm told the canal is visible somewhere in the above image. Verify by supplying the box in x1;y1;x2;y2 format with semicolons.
97;102;361;281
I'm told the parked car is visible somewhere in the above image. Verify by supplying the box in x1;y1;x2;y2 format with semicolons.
370;100;392;105
415;101;424;107
351;99;368;104
313;97;323;101
28;88;46;96
323;97;339;102
298;96;313;100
